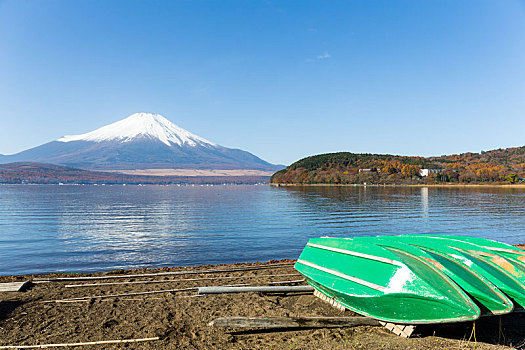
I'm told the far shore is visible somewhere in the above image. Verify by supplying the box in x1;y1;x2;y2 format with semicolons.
271;183;525;188
103;168;275;177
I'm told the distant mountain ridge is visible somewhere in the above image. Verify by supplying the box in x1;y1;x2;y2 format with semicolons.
0;113;281;171
271;147;525;184
0;162;269;185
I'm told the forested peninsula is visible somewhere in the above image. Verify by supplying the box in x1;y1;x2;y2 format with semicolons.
271;146;525;185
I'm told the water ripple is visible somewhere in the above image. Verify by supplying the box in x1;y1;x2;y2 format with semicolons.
0;185;524;275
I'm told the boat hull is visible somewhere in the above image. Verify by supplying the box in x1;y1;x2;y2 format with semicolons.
295;237;480;324
394;235;525;310
429;235;525;269
352;236;513;316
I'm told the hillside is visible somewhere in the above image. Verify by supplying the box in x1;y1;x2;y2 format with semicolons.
271;146;525;185
0;163;269;185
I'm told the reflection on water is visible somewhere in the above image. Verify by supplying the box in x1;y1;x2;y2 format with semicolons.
0;185;524;275
280;186;525;239
421;187;429;217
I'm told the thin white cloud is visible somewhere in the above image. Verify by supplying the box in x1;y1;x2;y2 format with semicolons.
191;85;209;96
305;52;332;62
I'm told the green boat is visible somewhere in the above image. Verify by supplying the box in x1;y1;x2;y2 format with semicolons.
352;236;513;316
295;237;480;324
390;235;525;310
425;235;525;269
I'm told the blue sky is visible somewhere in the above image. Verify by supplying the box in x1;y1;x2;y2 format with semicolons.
1;0;524;165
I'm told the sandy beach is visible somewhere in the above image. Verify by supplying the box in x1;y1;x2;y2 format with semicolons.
1;255;524;349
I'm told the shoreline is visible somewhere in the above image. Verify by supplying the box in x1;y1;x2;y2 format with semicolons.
2;243;524;280
1;258;524;349
271;183;525;188
0;259;298;281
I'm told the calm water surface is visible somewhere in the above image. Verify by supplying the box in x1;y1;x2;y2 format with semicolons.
0;185;524;275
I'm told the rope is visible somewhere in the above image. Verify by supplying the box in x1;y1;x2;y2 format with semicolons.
467;321;477;349
498;316;506;345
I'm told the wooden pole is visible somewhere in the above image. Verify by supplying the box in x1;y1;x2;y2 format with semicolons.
198;285;314;294
208;316;380;328
45;283;251;303
64;273;301;288
0;337;160;349
44;287;198;303
34;263;295;282
268;279;304;285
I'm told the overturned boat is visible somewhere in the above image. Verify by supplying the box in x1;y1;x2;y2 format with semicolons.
427;235;525;269
295;234;525;325
391;235;525;310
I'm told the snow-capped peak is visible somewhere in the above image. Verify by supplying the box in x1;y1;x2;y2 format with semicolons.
57;113;216;147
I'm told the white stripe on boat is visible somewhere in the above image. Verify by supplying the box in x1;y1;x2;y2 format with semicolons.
307;243;404;266
483;246;525;255
296;259;387;292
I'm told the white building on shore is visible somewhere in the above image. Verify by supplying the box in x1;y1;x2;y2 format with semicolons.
420;169;444;177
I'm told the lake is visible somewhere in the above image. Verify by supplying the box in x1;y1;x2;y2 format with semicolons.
0;184;524;276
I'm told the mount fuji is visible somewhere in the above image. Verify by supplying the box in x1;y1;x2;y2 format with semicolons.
0;113;281;172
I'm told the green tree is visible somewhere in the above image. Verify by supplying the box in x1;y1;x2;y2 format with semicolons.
505;173;519;184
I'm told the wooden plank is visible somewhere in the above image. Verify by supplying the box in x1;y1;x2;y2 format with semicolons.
34;263;295;282
313;289;346;311
312;289;415;337
379;321;416;338
313;290;416;337
0;281;30;292
0;337;159;349
198;285;314;294
209;316;380;328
